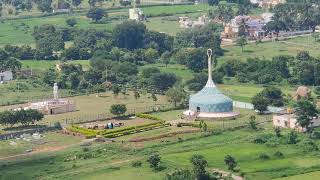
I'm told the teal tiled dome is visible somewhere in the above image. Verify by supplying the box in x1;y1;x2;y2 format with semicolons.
189;80;233;113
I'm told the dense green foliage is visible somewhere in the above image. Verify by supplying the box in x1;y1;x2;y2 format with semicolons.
0;109;43;127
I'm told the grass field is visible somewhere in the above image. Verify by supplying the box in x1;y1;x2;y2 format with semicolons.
221;36;320;62
21;60;90;71
0;91;170;126
277;171;320;180
0;132;81;159
2;123;320;180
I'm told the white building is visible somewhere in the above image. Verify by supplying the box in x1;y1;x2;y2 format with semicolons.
273;113;320;132
0;71;13;82
179;15;209;28
129;8;144;21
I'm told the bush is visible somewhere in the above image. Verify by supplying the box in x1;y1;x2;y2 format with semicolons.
131;160;142;168
253;133;273;144
265;137;281;147
67;125;98;138
148;154;161;169
299;139;319;152
136;113;162;121
311;131;320;139
273;151;284;158
287;130;298;144
258;153;270;160
53;122;62;129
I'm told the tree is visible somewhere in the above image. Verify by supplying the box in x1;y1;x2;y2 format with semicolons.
86;8;105;22
88;0;96;7
166;86;187;107
260;87;284;107
134;90;140;100
147;154;161;170
208;0;219;6
119;0;131;6
151;93;157;103
112;84;121;97
110;104;127;116
224;155;237;171
287;130;298;144
252;93;269;114
69;72;80;89
274;127;281;137
37;0;52;13
190;154;208;180
295;100;318;133
249;115;257;130
161;51;171;68
149;72;177;91
72;0;82;8
209;4;234;23
236;36;247;52
165;169;193;180
66;18;77;27
113;21;146;50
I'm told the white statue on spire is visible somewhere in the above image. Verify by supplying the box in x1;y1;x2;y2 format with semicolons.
205;49;216;88
53;83;59;99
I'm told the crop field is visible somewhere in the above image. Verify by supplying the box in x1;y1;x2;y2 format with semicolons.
2;123;320;180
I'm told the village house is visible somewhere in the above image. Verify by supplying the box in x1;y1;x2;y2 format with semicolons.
250;0;286;8
273;86;318;132
273;110;320;132
179;15;209;28
0;71;13;83
129;7;145;21
221;15;268;40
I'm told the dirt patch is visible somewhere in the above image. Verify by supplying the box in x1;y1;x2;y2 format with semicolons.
128;129;200;142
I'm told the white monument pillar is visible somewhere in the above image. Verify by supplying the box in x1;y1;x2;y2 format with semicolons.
205;49;216;87
53;83;59;99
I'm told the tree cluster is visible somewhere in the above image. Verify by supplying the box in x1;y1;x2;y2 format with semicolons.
0;109;44;127
266;1;320;33
219;52;320;86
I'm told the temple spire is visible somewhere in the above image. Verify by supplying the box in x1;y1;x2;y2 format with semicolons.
205;49;216;87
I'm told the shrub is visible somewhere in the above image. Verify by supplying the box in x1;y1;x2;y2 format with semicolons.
299;139;319;152
136;113;162;121
265;137;281;147
148;154;161;169
131;160;142;168
258;153;270;160
253;133;273;144
273;151;284;158
53;122;62;129
287;130;298;144
311;131;320;139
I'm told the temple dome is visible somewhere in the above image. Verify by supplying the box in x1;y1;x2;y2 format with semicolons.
189;80;233;113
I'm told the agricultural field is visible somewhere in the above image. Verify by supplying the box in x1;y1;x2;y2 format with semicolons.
1;121;320;180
